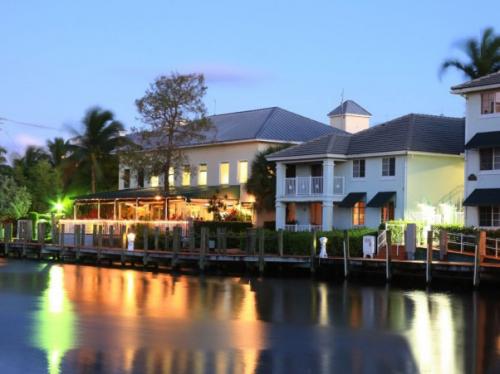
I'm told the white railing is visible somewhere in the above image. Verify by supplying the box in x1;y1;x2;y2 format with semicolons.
284;224;322;232
486;236;500;258
284;176;344;196
59;219;190;236
447;232;476;253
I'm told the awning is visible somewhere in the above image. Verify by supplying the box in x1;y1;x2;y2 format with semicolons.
465;131;500;149
73;185;241;201
337;192;366;207
367;191;396;208
463;188;500;206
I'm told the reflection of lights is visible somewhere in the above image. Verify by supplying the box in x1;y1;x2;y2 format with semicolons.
318;283;329;326
33;265;76;374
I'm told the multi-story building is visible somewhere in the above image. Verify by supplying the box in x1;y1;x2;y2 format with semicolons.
452;71;500;228
268;101;465;231
72;107;342;226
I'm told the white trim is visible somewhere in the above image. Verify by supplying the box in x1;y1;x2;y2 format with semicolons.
179;138;301;149
480;113;500;119
478;170;500;175
451;83;500;95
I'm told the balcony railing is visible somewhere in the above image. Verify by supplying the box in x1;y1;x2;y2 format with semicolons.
285;224;322;232
284;176;344;196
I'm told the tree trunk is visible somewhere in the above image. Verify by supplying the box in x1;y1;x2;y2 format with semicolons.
163;164;170;219
91;165;96;193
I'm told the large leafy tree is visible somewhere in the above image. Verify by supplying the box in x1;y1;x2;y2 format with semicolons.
0;175;31;221
441;27;500;79
0;146;10;176
70;108;125;193
246;145;290;212
0;146;7;165
121;73;213;216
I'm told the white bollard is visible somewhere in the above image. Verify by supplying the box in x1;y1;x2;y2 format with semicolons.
319;237;328;258
127;232;136;251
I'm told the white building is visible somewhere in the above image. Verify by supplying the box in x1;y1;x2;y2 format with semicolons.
267;101;465;231
452;71;500;228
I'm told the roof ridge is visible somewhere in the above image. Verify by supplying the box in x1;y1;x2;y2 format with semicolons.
255;107;278;138
208;106;278;118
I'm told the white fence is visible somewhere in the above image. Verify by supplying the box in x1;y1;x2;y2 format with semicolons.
284;176;344;196
284;224;322;232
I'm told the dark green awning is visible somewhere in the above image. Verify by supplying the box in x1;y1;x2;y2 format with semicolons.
463;189;500;206
465;131;500;149
73;185;241;201
367;191;396;208
337;192;366;208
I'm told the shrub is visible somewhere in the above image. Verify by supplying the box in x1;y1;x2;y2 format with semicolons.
192;220;253;234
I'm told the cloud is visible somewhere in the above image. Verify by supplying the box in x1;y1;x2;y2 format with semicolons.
15;134;45;148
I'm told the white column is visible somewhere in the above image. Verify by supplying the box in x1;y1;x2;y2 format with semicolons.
322;200;333;231
275;162;286;198
323;159;334;197
276;201;286;230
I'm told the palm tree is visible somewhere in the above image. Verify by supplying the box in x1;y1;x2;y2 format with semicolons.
13;146;50;170
0;146;7;165
70;107;125;193
47;137;71;167
441;27;500;79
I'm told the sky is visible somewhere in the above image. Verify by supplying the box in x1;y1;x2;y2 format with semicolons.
0;0;497;155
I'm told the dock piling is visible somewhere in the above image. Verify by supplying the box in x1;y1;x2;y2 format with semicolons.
278;229;284;257
386;230;392;281
426;230;433;284
343;230;350;278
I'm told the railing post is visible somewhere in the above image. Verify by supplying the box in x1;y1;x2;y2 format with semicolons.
278;229;284;256
172;226;181;267
426;230;432;284
439;230;448;260
386;230;392;281
92;224;97;247
108;225;115;248
343;230;350;278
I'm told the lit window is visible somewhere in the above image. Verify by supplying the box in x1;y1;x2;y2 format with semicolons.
353;159;365;178
150;175;159;187
168;167;174;186
481;91;500;114
479;206;500;227
238;161;248;183
123;169;130;189
220;162;230;185
353;201;365;226
479;147;500;170
182;165;191;186
382;157;396;176
198;164;207;185
381;201;394;223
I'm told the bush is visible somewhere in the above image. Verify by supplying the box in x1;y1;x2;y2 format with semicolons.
192;220;253;234
382;220;426;245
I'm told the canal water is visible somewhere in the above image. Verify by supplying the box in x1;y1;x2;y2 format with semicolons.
0;259;498;374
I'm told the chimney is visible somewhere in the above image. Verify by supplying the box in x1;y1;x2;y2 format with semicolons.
327;99;371;133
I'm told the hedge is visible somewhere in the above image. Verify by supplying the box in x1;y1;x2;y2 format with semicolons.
192;221;253;234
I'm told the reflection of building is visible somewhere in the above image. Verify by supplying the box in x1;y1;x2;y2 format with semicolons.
72;107;340;227
452;71;500;227
268;101;465;230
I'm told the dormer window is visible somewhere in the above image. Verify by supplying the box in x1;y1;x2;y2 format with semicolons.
481;91;500;114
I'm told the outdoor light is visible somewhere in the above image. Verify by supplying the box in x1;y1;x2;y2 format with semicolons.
53;201;64;214
154;195;161;201
127;232;136;251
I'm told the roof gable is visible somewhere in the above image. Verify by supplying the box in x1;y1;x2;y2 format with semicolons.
327;100;371;117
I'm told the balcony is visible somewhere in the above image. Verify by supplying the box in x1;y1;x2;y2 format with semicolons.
283;176;345;197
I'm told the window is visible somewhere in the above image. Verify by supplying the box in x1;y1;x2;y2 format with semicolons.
220;162;230;184
198;164;207;185
381;201;395;223
480;147;500;170
167;167;175;186
481;91;500;114
123;169;130;189
353;159;365;178
238;161;248;183
382;157;396;177
479;206;500;227
182;165;191;186
352;201;365;226
150;175;159;187
137;168;145;188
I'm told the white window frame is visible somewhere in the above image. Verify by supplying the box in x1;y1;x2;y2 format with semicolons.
219;162;230;185
381;157;396;178
352;159;366;179
198;164;207;186
479;147;500;172
479;206;500;227
481;91;500;115
238;160;249;184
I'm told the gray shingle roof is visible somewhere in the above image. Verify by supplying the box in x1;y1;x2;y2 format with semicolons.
267;114;465;159
451;71;500;92
327;100;371;117
132;107;346;149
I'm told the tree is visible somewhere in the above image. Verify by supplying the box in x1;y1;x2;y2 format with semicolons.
0;146;11;176
246;145;290;212
47;137;71;167
122;73;213;216
70;107;125;193
0;175;31;221
0;146;7;165
441;27;500;79
207;191;227;221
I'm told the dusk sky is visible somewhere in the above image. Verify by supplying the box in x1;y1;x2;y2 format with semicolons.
0;0;497;155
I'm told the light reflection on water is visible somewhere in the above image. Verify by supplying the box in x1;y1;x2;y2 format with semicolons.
0;260;498;373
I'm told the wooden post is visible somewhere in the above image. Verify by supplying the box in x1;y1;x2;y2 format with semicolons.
247;228;257;255
22;221;28;257
278;229;284;257
258;229;265;273
154;227;160;251
188;228;195;252
343;230;350;278
164;228;170;251
172;226;181;267
92;224;97;247
473;232;485;287
108;225;115;248
222;228;227;253
216;227;222;254
199;227;208;271
38;223;46;256
5;223;12;256
439;230;448;261
74;225;81;261
426;230;433;284
310;231;317;273
386;230;392;281
143;226;149;266
97;225;103;262
120;225;126;266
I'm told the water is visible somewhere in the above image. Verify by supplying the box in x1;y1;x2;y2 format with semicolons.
0;259;498;374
